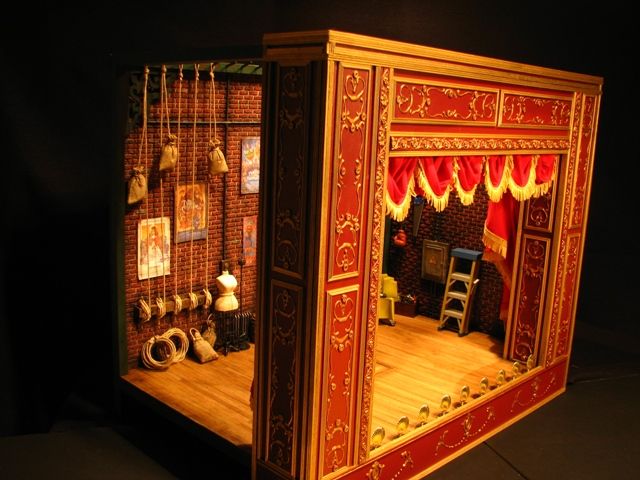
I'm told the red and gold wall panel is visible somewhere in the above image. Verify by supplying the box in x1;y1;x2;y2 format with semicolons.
393;77;499;125
509;235;551;362
554;233;581;358
545;92;597;366
323;287;360;472
329;66;372;280
499;91;572;129
321;64;374;477
570;95;597;228
525;186;556;233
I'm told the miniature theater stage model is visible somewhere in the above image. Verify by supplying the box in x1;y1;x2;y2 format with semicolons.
115;30;602;480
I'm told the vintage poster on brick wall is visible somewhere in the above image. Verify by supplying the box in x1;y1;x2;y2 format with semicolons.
241;137;260;194
138;217;171;280
243;215;258;266
175;183;208;243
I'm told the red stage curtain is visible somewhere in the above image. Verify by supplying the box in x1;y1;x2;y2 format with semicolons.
386;156;419;221
385;154;557;220
416;156;455;212
454;155;484;205
483;191;519;321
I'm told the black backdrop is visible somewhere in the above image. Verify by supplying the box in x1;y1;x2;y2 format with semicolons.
1;0;636;436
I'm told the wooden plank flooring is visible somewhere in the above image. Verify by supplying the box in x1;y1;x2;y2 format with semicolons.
121;314;513;452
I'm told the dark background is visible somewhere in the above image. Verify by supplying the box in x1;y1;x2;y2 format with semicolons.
1;0;636;437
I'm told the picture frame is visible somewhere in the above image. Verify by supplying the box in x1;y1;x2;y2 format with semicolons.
241;136;260;194
243;215;258;266
175;183;208;243
138;217;171;280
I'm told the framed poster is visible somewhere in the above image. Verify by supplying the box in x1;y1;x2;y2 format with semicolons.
241;136;260;194
138;217;171;280
243;215;258;266
175;183;208;243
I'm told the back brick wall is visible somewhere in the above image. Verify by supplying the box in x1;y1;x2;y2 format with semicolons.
123;69;261;369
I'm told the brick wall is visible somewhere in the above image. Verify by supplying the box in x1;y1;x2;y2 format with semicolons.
123;69;261;368
386;183;504;335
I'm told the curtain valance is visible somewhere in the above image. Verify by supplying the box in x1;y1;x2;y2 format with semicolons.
385;154;558;221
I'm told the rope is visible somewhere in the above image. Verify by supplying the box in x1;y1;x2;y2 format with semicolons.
163;327;189;363
137;66;152;319
189;64;199;305
159;65;168;304
141;335;176;370
173;65;184;316
140;327;188;370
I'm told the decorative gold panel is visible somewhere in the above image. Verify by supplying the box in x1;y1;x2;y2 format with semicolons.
393;78;498;125
499;91;572;129
525;187;555;233
555;233;581;358
329;65;372;281
510;235;550;362
390;135;569;154
570;95;596;228
267;281;302;474
358;66;390;464
272;66;307;279
545;92;582;367
324;286;360;474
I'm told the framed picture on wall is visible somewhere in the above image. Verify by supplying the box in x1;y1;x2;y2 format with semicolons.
138;217;171;280
175;183;208;243
241;136;260;194
243;215;258;266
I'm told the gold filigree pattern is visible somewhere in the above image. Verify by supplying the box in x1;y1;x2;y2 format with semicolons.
546;93;582;367
435;407;496;455
390;135;569;153
556;234;580;357
510;372;557;412
325;289;357;472
366;461;385;480
359;67;390;463
501;94;571;128
274;67;305;276
571;95;595;228
395;81;497;123
526;191;553;231
268;284;299;471
512;238;548;361
333;68;368;276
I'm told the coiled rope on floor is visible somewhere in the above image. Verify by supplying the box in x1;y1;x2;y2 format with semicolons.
141;335;176;370
140;327;189;369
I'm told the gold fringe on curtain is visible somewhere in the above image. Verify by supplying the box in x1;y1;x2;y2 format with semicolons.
484;156;512;203
416;162;451;212
452;157;479;206
482;225;508;259
508;155;539;202
385;176;415;221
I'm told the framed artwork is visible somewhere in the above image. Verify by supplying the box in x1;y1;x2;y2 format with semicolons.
138;217;171;280
241;136;260;194
243;215;258;266
175;183;208;243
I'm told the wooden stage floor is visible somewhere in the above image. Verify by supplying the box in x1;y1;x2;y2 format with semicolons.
121;314;514;452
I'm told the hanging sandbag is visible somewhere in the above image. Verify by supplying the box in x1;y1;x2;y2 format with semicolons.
208;139;228;175
159;133;178;171
127;166;147;204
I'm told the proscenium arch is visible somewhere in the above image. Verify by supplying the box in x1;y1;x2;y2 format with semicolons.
255;30;601;480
